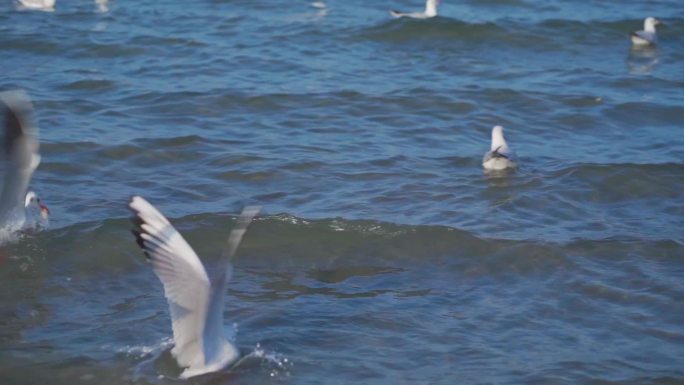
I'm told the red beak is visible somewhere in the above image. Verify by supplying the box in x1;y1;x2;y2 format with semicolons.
39;203;50;216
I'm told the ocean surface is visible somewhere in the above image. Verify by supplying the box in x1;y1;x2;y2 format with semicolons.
1;0;684;384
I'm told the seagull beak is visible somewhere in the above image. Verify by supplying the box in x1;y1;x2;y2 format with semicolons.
39;203;50;218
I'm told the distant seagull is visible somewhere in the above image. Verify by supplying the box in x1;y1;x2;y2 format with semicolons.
390;0;440;19
482;125;516;171
630;17;662;46
15;0;55;11
311;1;326;9
130;196;260;379
95;0;109;13
0;91;50;234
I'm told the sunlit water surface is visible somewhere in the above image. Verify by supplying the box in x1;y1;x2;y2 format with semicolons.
1;1;683;384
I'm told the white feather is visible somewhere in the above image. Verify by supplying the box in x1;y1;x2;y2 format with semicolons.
483;125;516;171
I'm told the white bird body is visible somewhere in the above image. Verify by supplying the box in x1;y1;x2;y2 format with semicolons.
631;17;660;46
482;125;516;171
130;196;259;379
0;91;49;235
390;0;440;19
16;0;55;11
95;0;109;13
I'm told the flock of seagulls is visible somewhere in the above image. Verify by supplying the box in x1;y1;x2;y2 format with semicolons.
389;0;662;49
3;0;666;379
0;89;513;238
0;90;512;377
12;0;664;48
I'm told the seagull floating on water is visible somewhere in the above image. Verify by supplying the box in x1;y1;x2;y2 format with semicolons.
390;0;440;19
16;0;55;11
0;91;50;234
482;125;516;171
130;196;260;379
630;17;661;46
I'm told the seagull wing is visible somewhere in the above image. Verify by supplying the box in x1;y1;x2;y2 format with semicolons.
632;30;656;43
0;90;40;227
201;206;260;364
129;196;211;369
219;205;261;268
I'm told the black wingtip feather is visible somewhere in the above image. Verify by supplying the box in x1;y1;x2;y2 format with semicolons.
130;229;151;259
130;207;151;260
491;145;509;159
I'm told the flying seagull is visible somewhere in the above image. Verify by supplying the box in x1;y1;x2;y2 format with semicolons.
130;196;260;378
0;90;49;234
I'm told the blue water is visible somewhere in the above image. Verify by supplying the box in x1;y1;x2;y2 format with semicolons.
1;1;683;384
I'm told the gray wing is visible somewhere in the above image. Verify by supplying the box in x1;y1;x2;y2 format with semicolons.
632;30;656;43
0;90;40;226
202;206;260;362
129;196;211;370
219;206;261;267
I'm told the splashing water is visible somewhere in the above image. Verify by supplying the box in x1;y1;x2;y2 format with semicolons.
238;343;293;379
117;337;174;359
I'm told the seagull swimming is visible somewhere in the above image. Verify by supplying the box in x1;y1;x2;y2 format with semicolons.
129;196;260;379
16;0;55;11
0;90;50;234
482;125;516;171
630;17;661;46
390;0;440;19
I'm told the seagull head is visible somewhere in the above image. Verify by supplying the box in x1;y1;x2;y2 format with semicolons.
644;17;661;31
25;191;50;219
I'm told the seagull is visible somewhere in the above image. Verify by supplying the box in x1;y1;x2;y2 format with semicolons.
630;17;661;46
390;0;440;19
15;0;55;11
311;1;326;9
482;125;516;171
0;90;50;234
129;196;260;379
95;0;109;13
